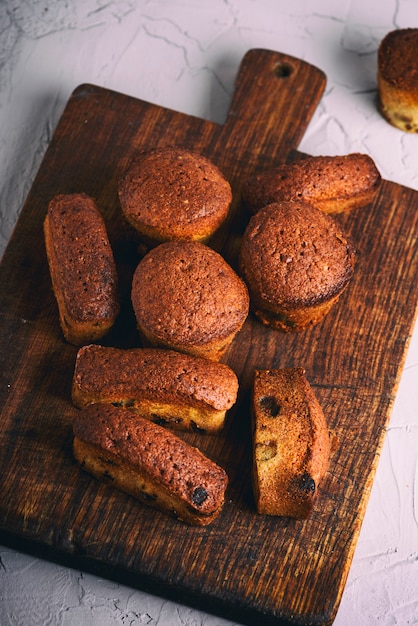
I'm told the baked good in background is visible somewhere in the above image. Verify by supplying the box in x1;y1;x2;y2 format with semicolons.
73;403;228;526
43;193;119;345
72;344;239;433
131;240;249;361
251;368;330;518
239;200;356;332
118;146;232;246
378;28;418;133
241;153;381;214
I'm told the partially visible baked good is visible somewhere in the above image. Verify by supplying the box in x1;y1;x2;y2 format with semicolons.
131;240;249;360
118;146;232;246
72;344;239;433
251;368;330;518
378;28;418;133
242;153;381;214
73;403;228;526
239;201;355;332
43;193;119;345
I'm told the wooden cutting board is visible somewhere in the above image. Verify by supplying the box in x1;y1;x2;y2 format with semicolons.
1;49;417;626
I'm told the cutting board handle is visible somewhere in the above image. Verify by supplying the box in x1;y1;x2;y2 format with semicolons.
220;48;326;165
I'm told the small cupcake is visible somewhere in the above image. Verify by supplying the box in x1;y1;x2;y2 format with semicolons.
239;201;356;332
378;28;418;133
131;240;249;361
118;146;232;246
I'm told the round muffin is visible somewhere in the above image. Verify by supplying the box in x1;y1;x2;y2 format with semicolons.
239;201;356;332
131;240;250;361
118;146;232;246
378;28;418;133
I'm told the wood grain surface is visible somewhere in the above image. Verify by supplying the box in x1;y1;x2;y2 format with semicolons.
1;49;417;626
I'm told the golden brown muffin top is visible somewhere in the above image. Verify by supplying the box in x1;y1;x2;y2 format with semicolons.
242;154;381;213
378;28;418;93
131;240;249;346
73;404;228;515
239;201;355;309
73;345;238;410
45;193;119;321
118;146;232;241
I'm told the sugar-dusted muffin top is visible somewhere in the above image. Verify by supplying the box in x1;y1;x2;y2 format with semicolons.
239;201;355;309
118;146;232;244
131;240;249;349
378;28;418;96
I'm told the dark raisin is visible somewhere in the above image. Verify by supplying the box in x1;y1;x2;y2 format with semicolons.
299;473;316;494
98;455;118;466
190;420;205;433
142;492;157;502
259;395;281;417
151;414;183;425
111;399;135;408
102;470;114;481
192;486;208;506
151;414;168;425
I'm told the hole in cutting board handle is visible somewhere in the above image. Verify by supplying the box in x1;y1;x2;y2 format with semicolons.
274;62;294;78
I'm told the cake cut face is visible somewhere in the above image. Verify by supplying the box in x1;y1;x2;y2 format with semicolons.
378;28;418;133
251;368;330;519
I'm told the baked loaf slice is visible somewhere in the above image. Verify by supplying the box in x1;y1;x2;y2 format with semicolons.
252;368;330;518
378;28;418;133
131;240;249;361
44;193;119;345
242;153;381;214
72;344;239;433
239;201;356;332
73;404;228;526
118;146;232;246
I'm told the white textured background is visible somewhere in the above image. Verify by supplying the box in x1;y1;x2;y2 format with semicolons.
0;1;417;625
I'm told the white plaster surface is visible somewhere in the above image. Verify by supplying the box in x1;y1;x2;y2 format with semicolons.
0;0;417;624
